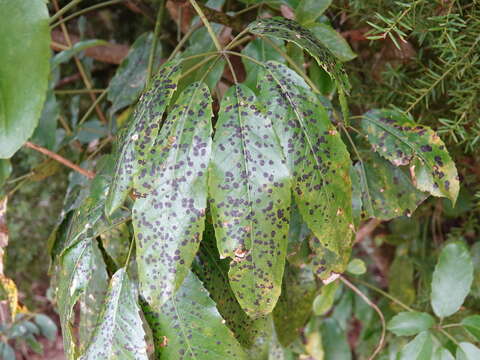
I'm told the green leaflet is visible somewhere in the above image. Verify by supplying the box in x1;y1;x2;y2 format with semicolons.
209;84;291;317
52;39;107;68
56;239;95;359
105;59;182;215
108;32;162;115
361;109;459;204
192;221;270;348
133;82;212;307
79;269;149;360
0;0;51;158
353;152;428;220
273;264;317;346
142;272;247;360
258;61;353;279
247;17;350;93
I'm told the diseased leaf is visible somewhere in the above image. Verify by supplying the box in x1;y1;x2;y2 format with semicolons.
108;32;162;115
79;268;148;360
387;312;436;336
295;0;332;25
273;264;316;345
133;82;212;307
286;202;310;266
456;343;480;360
100;223;131;268
399;331;433;360
106;59;181;215
248;18;350;93
0;0;51;158
462;315;480;341
258;61;353;279
192;221;270;348
354;152;428;220
310;24;357;62
431;241;473;318
209;84;291;317
242;38;285;92
142;272;247;360
361;109;459;203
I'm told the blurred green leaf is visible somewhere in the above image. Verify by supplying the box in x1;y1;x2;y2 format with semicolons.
432;348;455;360
387;312;435;336
456;342;480;360
0;0;51;158
431;241;473;318
32;89;59;150
310;24;357;62
34;314;57;342
321;318;352;360
0;160;12;187
313;281;339;316
389;254;416;309
51;39;107;68
295;0;332;26
461;315;480;341
0;342;15;360
399;331;433;360
346;258;367;275
108;32;162;115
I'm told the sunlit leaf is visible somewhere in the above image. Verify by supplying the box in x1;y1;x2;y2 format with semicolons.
0;0;50;158
106;59;181;215
209;84;291;317
361;109;459;204
79;268;149;360
431;241;473;318
133;82;212;307
142;272;247;359
258;61;353;279
456;342;480;360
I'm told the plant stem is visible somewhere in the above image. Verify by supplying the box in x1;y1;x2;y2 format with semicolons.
49;0;83;24
54;89;105;95
340;276;386;360
189;0;222;51
24;142;95;179
78;90;108;126
147;0;165;87
50;0;125;29
167;23;203;62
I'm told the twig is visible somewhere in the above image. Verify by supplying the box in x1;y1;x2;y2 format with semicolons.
355;218;382;244
340;276;386;360
189;0;222;51
24;142;95;179
147;0;166;87
49;0;83;24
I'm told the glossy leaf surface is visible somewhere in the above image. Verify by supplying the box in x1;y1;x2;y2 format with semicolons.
143;272;247;360
361;109;459;203
106;60;181;215
80;269;148;360
431;241;473;318
258;61;353;278
0;0;51;158
133;82;212;307
209;84;291;317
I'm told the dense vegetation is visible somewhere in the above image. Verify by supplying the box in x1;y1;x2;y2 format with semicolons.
0;0;479;359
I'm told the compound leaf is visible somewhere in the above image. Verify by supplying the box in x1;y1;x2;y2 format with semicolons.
209;84;291;317
80;268;149;360
142;272;247;360
0;0;50;158
106;59;181;215
133;82;212;307
258;61;353;279
361;109;459;204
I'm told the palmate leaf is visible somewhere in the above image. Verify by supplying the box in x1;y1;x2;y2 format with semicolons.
132;82;212;308
79;268;149;360
105;59;182;215
192;221;270;348
209;84;291;317
258;61;353;279
353;152;428;220
361;109;459;204
247;17;350;93
142;272;247;360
